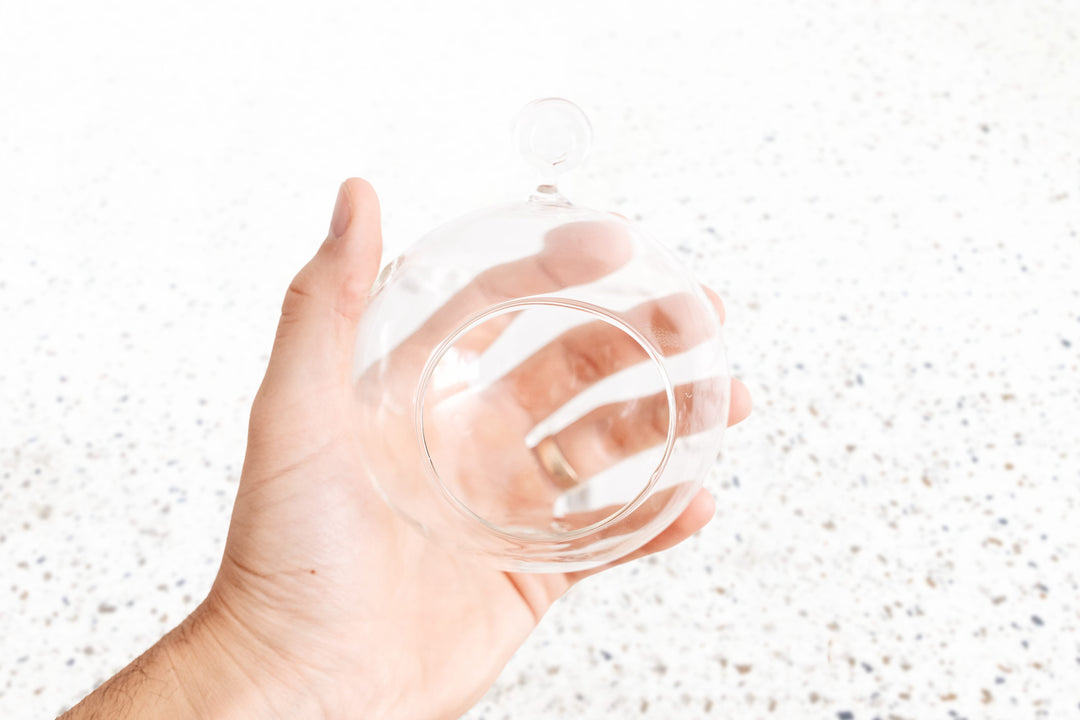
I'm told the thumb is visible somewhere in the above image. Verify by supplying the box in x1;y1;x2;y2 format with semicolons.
264;178;383;395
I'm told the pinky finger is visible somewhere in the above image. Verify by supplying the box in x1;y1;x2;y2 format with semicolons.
565;488;716;585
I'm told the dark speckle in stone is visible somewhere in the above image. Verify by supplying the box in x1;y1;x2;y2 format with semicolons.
600;649;612;660
97;602;116;614
1062;339;1072;348
838;712;854;720
1031;615;1044;626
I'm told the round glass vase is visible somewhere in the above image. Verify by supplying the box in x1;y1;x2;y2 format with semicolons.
351;100;730;572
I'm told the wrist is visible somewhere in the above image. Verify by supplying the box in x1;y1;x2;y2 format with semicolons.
161;596;329;720
61;595;330;720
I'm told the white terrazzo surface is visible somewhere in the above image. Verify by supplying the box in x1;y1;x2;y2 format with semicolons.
2;1;1079;718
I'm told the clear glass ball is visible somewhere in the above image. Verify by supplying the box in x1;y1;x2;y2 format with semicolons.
352;101;729;572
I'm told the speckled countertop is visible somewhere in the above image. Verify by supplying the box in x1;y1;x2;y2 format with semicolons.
2;1;1078;718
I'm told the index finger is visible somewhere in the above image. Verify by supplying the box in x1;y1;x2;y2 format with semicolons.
386;219;633;377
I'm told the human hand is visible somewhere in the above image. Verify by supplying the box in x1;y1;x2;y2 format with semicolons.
61;178;751;720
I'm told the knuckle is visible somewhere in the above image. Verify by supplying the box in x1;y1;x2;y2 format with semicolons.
562;338;606;385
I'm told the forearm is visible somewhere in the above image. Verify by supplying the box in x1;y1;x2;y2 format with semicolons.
59;600;323;720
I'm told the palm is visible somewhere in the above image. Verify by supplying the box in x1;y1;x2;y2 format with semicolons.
217;374;570;719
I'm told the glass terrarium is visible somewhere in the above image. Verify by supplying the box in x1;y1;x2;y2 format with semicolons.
353;99;729;572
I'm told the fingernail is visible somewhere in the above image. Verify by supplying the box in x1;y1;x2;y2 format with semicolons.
330;182;351;239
